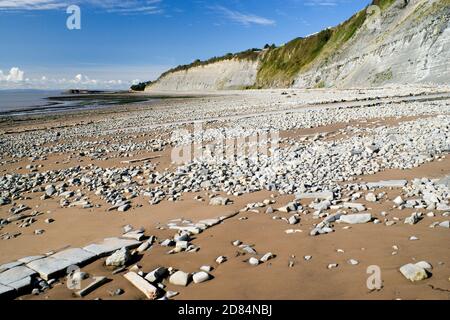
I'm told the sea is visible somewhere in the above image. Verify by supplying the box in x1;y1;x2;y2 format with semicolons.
0;89;153;117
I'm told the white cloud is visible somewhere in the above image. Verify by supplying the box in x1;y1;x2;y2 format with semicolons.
0;67;25;82
213;5;276;26
0;65;170;90
0;0;164;14
303;0;340;7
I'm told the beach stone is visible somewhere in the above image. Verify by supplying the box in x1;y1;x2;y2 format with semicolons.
83;237;141;257
265;206;274;214
75;276;108;297
343;202;366;212
260;252;274;262
304;255;312;261
339;213;372;224
124;272;158;300
27;257;74;280
439;221;450;228
192;271;210;284
0;261;24;273
17;255;46;269
145;267;168;283
365;193;377;202
169;271;190;286
400;263;428;282
348;259;359;265
0;266;37;287
0;284;14;298
296;191;334;201
209;196;230;206
366;180;407;188
105;248;130;267
288;215;299;225
200;265;213;272
404;212;422;225
51;248;96;266
216;256;227;264
248;257;260;266
393;196;404;206
415;261;433;271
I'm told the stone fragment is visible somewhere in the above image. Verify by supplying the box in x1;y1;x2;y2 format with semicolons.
124;272;158;300
169;271;190;286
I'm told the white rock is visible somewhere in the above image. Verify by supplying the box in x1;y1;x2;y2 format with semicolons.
339;213;372;224
399;263;428;282
248;257;260;266
192;271;210;284
169;271;190;286
105;248;130;267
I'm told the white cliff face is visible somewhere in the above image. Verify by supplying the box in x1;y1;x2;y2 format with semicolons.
294;0;450;88
146;58;259;92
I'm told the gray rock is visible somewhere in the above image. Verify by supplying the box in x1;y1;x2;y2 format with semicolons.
144;267;168;283
51;248;96;266
339;213;372;224
439;221;450;228
192;271;210;284
105;248;130;267
83;237;141;257
248;257;260;266
400;263;428;282
27;257;74;280
0;266;37;286
209;196;230;206
169;271;190;286
366;180;407;188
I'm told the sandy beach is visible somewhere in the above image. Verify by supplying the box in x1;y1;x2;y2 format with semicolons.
1;87;450;300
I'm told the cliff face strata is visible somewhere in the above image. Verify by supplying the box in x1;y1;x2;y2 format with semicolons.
293;0;450;88
146;0;450;91
146;58;260;91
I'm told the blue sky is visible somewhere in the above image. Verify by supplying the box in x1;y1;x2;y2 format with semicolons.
0;0;372;90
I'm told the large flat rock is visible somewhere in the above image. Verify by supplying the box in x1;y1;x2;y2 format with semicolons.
339;213;372;224
0;261;24;273
366;180;407;188
26;257;73;281
18;255;46;264
83;237;141;257
0;284;15;299
51;248;96;266
0;266;37;286
295;191;334;201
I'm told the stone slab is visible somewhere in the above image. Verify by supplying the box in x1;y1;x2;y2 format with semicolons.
83;237;141;257
18;255;46;264
8;276;33;292
0;284;15;299
124;272;158;300
75;276;108;297
366;180;407;189
51;248;96;266
0;261;24;273
295;191;334;201
26;257;73;281
0;266;37;286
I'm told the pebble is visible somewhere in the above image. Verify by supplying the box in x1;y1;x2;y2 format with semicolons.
248;257;259;266
169;271;190;286
192;271;210;284
105;247;130;267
